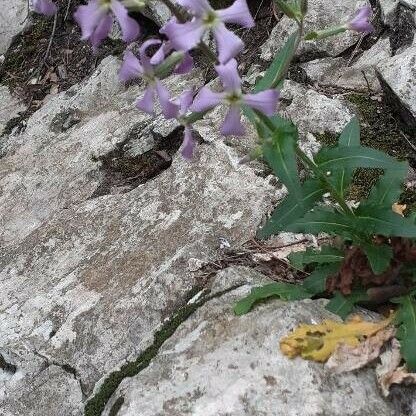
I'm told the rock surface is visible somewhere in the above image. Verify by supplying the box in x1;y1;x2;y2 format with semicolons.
300;38;392;92
103;267;397;416
0;57;277;415
0;86;25;135
377;45;416;132
0;0;27;55
261;0;369;61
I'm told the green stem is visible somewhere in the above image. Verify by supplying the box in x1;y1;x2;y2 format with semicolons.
254;110;354;217
295;147;355;216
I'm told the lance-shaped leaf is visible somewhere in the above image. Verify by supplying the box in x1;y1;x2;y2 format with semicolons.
330;118;360;198
286;208;363;240
364;161;408;208
288;246;344;270
392;294;416;371
355;206;416;238
234;282;312;316
326;290;369;320
258;178;324;238
262;118;302;200
255;32;298;92
302;263;341;295
315;146;400;172
362;243;393;275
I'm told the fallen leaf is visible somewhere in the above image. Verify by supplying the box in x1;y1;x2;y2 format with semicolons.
326;327;396;373
280;315;392;362
392;203;407;217
376;338;416;396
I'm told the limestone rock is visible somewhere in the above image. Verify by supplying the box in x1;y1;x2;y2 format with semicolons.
300;38;392;92
378;0;400;24
377;45;416;132
142;0;172;26
0;0;27;54
261;0;369;61
103;266;396;416
0;57;277;414
0;86;25;135
281;81;354;136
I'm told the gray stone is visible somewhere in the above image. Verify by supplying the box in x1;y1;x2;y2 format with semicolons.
300;38;392;92
0;57;278;414
401;0;416;9
378;0;400;24
0;0;27;54
142;0;172;26
0;86;25;135
377;45;416;131
281;80;354;136
103;266;395;416
261;0;369;61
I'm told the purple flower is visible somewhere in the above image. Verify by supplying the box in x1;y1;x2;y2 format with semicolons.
150;41;194;74
348;5;374;33
162;0;255;64
177;90;197;159
74;0;140;49
119;39;179;119
190;59;279;136
32;0;57;16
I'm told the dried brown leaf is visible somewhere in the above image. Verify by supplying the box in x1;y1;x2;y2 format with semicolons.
326;327;396;373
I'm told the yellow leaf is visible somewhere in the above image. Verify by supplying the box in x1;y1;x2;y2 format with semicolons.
392;203;406;217
280;315;393;362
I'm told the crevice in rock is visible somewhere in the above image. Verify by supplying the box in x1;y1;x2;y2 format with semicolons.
84;283;244;416
0;353;17;374
33;351;89;400
89;126;184;198
389;5;416;54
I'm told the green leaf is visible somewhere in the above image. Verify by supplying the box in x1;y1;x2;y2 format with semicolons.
262;118;302;199
331;118;360;198
364;161;408;207
302;263;341;295
355;206;416;238
255;32;298;92
316;146;400;172
288;246;344;270
392;295;416;371
258;179;325;238
362;243;393;275
234;283;312;315
286;208;363;240
326;290;369;320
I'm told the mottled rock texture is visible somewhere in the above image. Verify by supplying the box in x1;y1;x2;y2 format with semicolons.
103;267;396;416
0;0;27;55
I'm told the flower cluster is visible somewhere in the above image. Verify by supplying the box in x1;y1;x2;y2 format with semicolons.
33;0;374;159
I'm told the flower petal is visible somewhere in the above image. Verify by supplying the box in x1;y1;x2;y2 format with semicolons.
89;14;113;49
217;0;254;28
348;5;374;33
175;52;194;74
221;106;245;136
215;59;241;92
32;0;57;16
176;0;211;16
181;126;196;160
139;38;162;71
213;23;244;64
190;87;225;112
162;18;206;53
111;0;140;42
243;89;280;116
74;0;106;41
119;51;143;81
136;86;156;114
150;42;170;66
179;89;195;114
156;81;180;119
